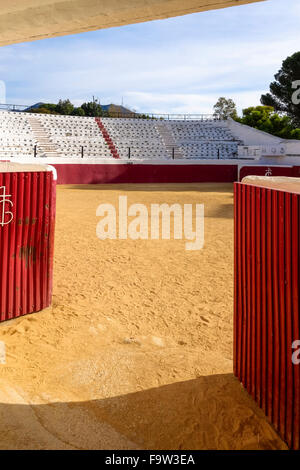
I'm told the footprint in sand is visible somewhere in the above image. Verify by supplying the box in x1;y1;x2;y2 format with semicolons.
200;316;210;324
123;337;141;346
4;324;30;336
123;336;165;348
26;314;39;322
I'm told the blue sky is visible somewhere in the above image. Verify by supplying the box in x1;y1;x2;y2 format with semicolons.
0;0;299;115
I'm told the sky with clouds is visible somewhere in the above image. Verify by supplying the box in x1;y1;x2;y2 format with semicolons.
0;0;299;115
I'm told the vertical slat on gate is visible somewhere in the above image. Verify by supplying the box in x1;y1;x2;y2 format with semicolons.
284;192;293;448
234;184;238;376
272;190;280;431
260;187;268;415
35;172;44;312
237;184;243;381
250;185;256;399
255;187;262;406
13;173;19;318
241;185;247;386
266;189;274;422
14;173;24;318
291;194;300;450
47;175;56;305
278;191;286;438
21;173;31;316
246;186;252;393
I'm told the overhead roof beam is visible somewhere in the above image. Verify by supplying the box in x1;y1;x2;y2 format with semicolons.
0;0;266;47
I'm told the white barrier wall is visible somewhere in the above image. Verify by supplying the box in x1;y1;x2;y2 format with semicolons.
227;118;281;146
228;118;300;158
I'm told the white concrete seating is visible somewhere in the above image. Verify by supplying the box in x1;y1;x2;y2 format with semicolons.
38;114;112;158
0;112;242;160
0;111;113;159
180;142;239;159
0;111;36;157
168;121;234;141
166;121;240;159
102;118;170;160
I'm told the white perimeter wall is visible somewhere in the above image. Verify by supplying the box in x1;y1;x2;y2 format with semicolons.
227;118;281;145
227;118;300;158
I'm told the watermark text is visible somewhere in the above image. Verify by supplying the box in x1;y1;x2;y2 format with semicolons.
96;196;204;251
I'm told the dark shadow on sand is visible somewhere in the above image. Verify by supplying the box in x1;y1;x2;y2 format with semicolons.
0;373;286;450
60;183;234;193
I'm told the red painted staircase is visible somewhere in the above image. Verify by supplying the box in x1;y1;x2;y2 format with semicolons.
95;118;120;159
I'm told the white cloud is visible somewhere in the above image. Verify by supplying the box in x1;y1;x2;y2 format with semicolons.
124;90;265;115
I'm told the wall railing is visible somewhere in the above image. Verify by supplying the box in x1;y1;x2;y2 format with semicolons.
0;104;219;121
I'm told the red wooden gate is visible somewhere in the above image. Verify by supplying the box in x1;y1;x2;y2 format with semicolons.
0;166;56;322
234;180;300;450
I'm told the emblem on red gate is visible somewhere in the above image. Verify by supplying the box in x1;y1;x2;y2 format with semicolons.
0;186;13;226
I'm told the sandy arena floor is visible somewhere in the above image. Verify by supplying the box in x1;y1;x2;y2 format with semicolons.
0;183;286;450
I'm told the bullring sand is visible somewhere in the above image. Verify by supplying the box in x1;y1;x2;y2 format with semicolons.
0;183;286;450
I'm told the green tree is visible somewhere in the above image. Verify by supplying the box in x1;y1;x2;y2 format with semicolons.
81;99;103;117
237;106;300;139
291;128;300;139
261;51;300;127
71;107;85;116
55;99;74;115
213;97;237;120
26;103;58;114
29;107;54;114
43;103;59;114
